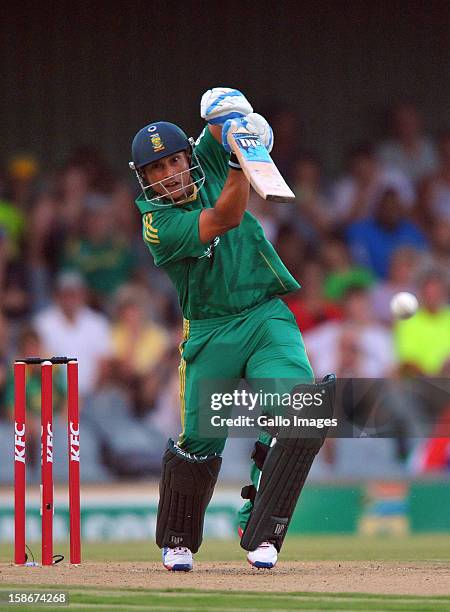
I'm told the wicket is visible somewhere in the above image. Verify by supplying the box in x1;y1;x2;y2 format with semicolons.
14;357;81;566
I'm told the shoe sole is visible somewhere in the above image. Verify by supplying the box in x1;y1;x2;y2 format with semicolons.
247;558;276;569
164;563;192;572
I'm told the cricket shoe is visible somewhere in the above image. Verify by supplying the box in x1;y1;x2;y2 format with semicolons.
162;546;193;571
246;541;278;569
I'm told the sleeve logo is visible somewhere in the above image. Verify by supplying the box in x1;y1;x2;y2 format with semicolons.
143;213;160;244
198;236;220;259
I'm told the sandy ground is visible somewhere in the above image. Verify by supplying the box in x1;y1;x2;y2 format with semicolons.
1;561;449;596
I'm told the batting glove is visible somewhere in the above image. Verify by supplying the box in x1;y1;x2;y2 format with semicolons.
200;87;253;125
222;114;274;153
244;113;274;153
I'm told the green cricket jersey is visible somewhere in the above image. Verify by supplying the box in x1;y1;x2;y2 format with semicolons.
135;127;299;320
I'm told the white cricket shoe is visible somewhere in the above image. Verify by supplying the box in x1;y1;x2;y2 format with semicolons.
162;546;193;571
247;541;278;569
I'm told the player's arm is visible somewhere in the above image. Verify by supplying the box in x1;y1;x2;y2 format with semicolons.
199;164;250;243
198;88;273;242
208;124;223;143
198;88;253;242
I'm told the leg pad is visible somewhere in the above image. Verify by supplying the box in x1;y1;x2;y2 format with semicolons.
156;439;221;553
241;374;336;552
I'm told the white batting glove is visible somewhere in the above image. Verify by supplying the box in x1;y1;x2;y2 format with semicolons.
221;113;274;153
244;113;274;153
200;87;253;125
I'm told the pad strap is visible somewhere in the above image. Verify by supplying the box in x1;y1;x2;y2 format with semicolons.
241;484;257;503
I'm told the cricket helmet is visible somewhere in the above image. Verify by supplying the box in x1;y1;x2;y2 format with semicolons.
129;121;205;207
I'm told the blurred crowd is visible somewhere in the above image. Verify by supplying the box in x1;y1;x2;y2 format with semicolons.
0;99;449;482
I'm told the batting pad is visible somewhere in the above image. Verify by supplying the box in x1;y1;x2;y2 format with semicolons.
241;374;336;552
156;439;221;553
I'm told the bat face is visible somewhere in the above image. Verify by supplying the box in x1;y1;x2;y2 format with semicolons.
227;128;295;203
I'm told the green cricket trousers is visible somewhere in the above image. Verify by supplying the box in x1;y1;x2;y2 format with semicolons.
177;297;314;529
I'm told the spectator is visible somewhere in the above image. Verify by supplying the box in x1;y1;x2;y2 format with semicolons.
273;223;306;281
0;311;10;412
416;220;450;284
64;145;114;195
377;100;437;183
321;239;375;302
61;194;136;306
110;181;142;244
346;187;428;278
265;104;299;182
0;193;25;260
34;271;112;397
394;269;450;375
416;130;450;228
110;284;170;383
55;162;90;239
409;356;450;474
291;151;333;241
26;189;63;312
332;143;414;226
370;246;420;324
304;287;395;378
285;261;343;333
3;165;33;306
53;147;113;245
85;357;166;478
333;326;366;378
0;227;28;319
141;367;184;439
5;155;39;209
247;190;282;244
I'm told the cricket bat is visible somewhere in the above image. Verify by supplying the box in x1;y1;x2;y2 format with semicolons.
227;125;295;203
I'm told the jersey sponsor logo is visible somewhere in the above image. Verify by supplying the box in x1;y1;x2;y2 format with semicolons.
198;236;220;259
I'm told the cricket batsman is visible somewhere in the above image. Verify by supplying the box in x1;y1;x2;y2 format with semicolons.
129;88;335;571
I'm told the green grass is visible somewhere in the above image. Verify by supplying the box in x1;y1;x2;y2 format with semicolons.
2;533;450;564
0;587;450;611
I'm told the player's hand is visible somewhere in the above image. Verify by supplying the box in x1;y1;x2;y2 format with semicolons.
244;113;274;153
201;87;253;125
221;114;274;153
221;118;243;153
